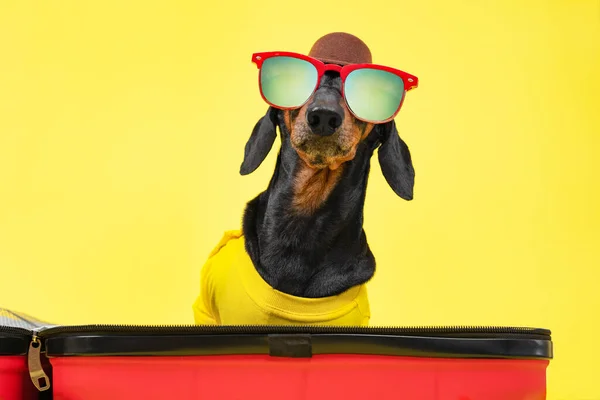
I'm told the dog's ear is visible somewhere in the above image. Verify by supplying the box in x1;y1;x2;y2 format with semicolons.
240;107;278;175
376;120;415;200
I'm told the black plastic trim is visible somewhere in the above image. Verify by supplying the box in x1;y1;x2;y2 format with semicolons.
0;328;32;355
268;334;312;358
41;325;553;360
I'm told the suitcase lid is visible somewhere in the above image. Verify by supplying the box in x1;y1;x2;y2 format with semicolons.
39;324;553;360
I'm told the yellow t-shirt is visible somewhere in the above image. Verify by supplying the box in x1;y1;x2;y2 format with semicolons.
192;230;371;326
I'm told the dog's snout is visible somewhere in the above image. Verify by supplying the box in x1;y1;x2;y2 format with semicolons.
306;106;343;136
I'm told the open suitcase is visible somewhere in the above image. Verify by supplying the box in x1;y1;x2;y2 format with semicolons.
1;306;554;400
33;324;552;400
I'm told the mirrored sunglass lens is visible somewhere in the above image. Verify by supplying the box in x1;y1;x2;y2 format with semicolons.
345;68;405;122
260;56;318;108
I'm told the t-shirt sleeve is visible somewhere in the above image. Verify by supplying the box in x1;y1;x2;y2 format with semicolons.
192;252;219;325
192;231;241;325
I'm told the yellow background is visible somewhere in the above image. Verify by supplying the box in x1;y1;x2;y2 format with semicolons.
1;0;599;398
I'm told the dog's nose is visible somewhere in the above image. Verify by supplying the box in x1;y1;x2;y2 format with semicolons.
306;106;343;136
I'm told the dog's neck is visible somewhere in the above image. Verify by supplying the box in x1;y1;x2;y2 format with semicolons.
242;132;378;298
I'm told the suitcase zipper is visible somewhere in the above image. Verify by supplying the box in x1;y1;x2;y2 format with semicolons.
27;334;51;392
0;325;32;336
35;324;551;339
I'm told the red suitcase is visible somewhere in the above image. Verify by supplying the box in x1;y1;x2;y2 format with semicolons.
0;309;52;400
34;324;553;400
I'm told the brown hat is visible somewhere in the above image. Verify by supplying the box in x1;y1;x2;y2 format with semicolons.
308;32;372;66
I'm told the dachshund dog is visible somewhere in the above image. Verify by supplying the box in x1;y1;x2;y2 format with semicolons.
193;32;416;325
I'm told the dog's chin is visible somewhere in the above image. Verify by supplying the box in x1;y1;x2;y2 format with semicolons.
290;127;359;171
303;158;333;170
293;146;357;171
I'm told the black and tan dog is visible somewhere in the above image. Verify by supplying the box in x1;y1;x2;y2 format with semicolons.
193;32;416;326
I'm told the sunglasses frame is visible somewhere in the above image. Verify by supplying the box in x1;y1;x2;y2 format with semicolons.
251;51;418;124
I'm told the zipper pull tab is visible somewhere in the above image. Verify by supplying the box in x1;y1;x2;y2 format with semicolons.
27;335;51;391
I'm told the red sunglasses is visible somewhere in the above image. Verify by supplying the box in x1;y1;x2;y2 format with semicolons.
251;51;418;124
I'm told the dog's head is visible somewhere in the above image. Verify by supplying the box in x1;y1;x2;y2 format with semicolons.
240;33;416;209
